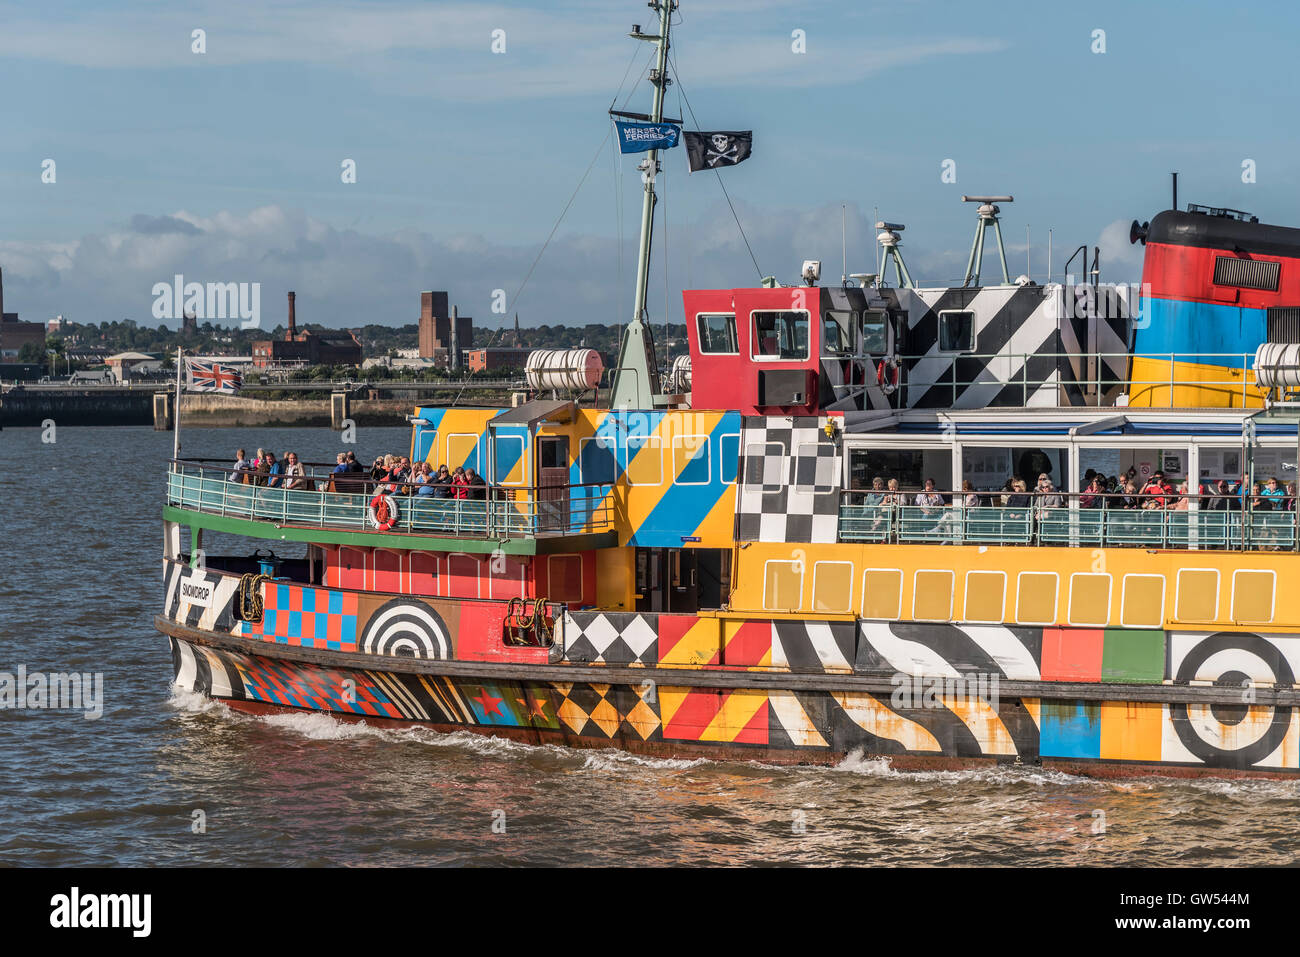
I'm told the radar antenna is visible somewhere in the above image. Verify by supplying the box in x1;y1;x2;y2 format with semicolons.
960;195;1014;287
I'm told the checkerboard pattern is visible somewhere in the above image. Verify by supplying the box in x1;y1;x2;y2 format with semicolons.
236;583;359;651
561;612;658;665
735;416;841;543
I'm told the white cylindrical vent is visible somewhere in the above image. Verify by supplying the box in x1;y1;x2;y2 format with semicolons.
525;348;604;392
1254;342;1300;388
670;354;691;392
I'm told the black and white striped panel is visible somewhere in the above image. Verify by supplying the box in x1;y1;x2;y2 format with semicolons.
771;620;856;673
896;285;1064;409
855;620;1041;681
170;637;247;700
163;563;240;631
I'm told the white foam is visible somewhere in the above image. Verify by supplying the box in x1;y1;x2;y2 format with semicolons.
166;685;228;716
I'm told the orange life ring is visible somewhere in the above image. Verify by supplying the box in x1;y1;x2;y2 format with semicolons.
368;493;398;531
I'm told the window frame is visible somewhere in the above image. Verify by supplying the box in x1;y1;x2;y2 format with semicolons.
937;309;977;354
696;312;739;355
671;434;711;486
750;309;812;362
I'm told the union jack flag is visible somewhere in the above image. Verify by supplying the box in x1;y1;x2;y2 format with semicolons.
185;358;243;394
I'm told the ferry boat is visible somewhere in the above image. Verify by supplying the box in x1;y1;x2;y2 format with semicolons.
159;2;1300;778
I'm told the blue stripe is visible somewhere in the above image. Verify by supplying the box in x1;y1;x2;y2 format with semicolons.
632;411;740;547
1134;297;1263;368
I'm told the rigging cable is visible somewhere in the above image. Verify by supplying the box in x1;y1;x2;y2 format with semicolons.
668;54;763;282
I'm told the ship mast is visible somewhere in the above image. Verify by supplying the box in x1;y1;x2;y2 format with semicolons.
611;0;675;409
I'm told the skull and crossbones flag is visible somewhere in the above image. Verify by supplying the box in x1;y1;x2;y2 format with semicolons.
684;131;752;172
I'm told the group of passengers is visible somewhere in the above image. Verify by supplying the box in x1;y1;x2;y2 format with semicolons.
852;468;1297;514
358;454;487;500
228;448;311;490
227;448;488;500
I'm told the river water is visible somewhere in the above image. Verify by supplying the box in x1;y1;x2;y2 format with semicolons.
1;425;1297;867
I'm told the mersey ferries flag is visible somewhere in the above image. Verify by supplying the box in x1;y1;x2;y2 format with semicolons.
185;358;243;394
614;120;680;153
684;131;753;171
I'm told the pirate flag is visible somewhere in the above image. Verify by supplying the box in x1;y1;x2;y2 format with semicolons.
684;131;752;172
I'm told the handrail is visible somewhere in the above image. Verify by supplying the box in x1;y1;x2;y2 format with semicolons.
838;487;1297;551
822;350;1262;407
166;460;614;538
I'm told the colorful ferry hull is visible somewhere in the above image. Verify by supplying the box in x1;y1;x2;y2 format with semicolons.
160;559;1300;777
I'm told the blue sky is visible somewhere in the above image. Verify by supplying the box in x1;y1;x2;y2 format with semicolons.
1;0;1297;334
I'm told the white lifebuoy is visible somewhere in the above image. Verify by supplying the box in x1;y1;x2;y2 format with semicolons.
368;493;399;532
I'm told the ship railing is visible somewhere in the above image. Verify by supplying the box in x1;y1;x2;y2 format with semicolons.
845;351;1259;407
838;489;1297;551
166;459;614;538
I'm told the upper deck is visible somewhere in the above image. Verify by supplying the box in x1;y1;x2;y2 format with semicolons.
164;404;1300;555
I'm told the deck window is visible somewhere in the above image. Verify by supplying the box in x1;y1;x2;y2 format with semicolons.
697;313;738;354
938;311;975;353
763;560;804;611
672;435;710;485
752;310;810;361
812;561;853;613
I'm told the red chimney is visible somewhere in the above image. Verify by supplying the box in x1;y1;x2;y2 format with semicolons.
287;291;296;341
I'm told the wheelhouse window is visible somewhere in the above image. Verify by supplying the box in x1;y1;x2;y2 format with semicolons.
697;313;738;354
938;311;975;353
752;310;809;360
822;311;854;356
861;310;888;354
823;309;889;357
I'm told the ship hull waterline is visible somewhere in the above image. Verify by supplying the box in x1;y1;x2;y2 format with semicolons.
158;617;1300;782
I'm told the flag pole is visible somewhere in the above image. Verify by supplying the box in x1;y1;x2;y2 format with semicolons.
172;345;183;463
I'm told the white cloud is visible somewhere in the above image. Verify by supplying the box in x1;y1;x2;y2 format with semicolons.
0;1;1007;100
0;200;980;331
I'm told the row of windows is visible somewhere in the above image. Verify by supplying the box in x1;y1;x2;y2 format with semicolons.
328;547;585;603
695;309;971;359
434;432;740;488
761;561;1277;627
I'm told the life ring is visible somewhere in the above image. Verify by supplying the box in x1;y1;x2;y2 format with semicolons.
876;357;901;395
368;493;399;531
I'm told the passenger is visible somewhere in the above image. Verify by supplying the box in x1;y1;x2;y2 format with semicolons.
466;468;487;500
1119;480;1140;509
1036;479;1064;510
1206;479;1231;510
862;477;887;507
961;480;980;508
1140;472;1167;509
1172;481;1191;511
433;465;453;499
883;477;902;507
264;451;284;488
452;466;469;500
1080;475;1105;509
229;448;251;483
914;477;944;513
1288;482;1297;511
284;452;307;490
415;462;437;496
1262;477;1286;509
1005;478;1031;524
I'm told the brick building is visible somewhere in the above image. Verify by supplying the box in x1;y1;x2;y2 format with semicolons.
417;291;472;368
0;267;47;359
250;291;362;369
